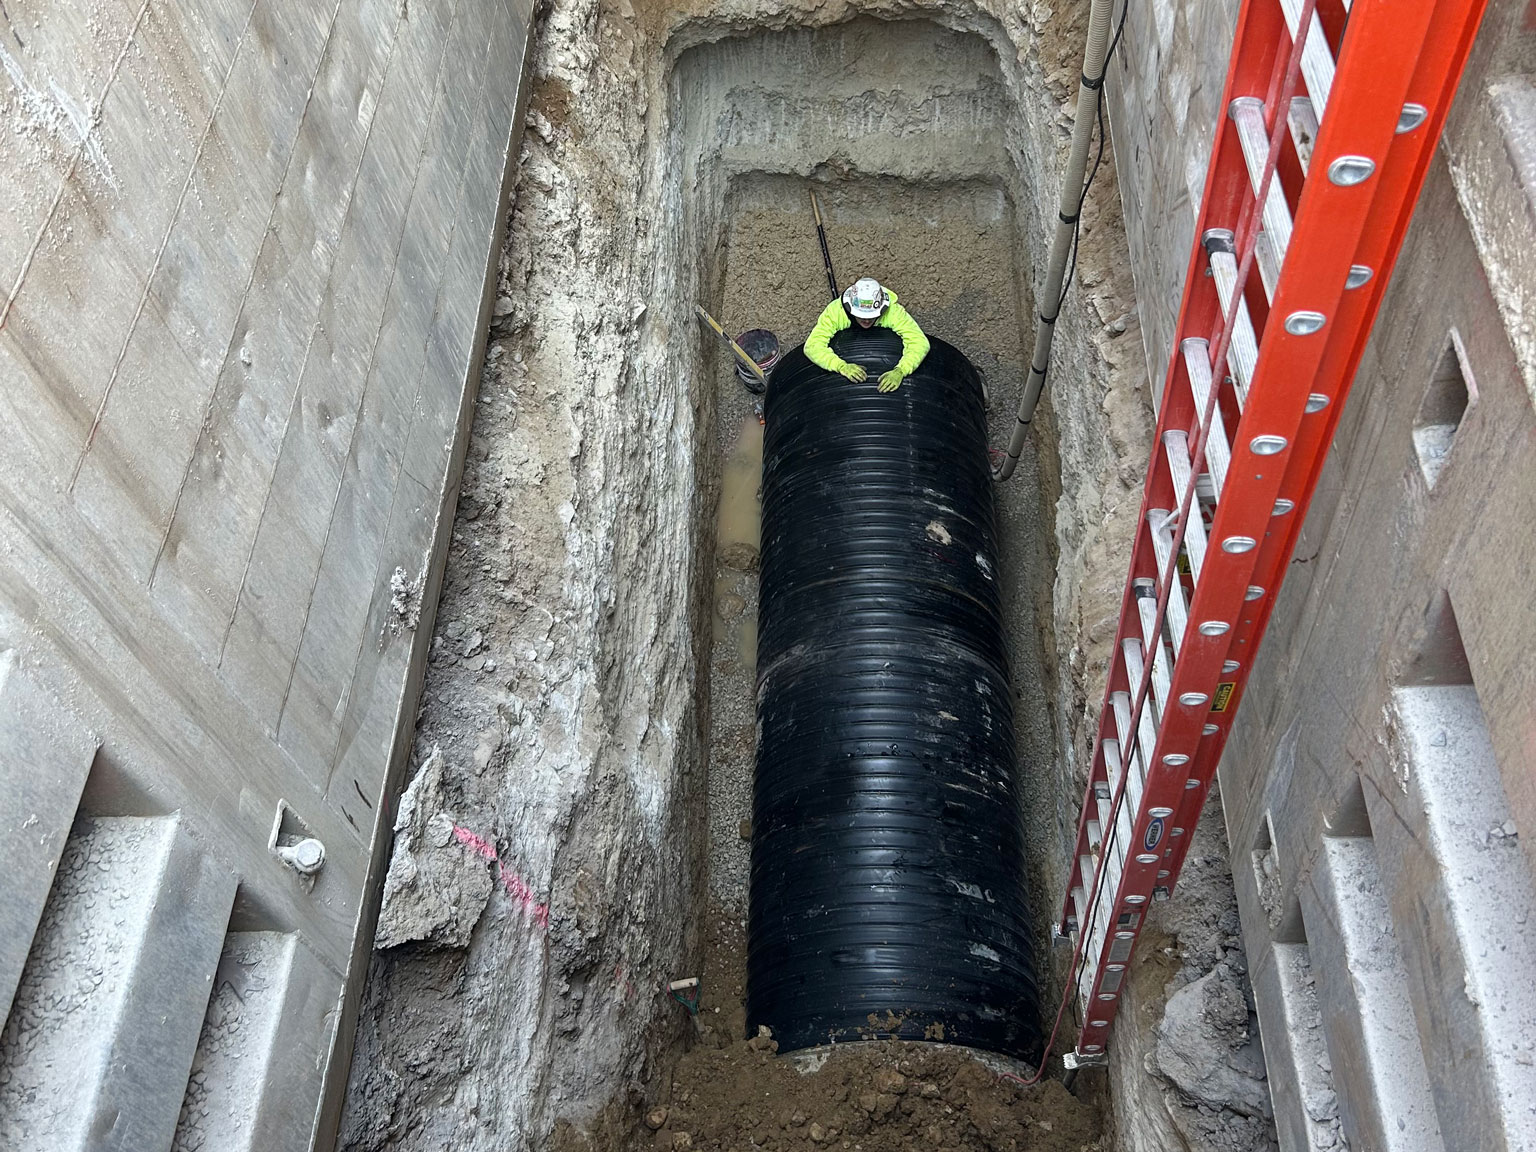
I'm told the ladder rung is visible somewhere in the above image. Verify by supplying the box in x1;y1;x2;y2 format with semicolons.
1205;237;1257;408
1079;921;1104;1000
1077;856;1096;905
1102;740;1134;867
1255;231;1281;301
1079;871;1111;939
1124;635;1169;735
1288;96;1319;174
1132;594;1173;720
1277;0;1336;118
1181;339;1231;500
1092;794;1125;873
1086;894;1112;971
1162;432;1209;583
1094;830;1124;892
1230;97;1296;275
1108;700;1147;815
1147;511;1190;657
1119;644;1163;768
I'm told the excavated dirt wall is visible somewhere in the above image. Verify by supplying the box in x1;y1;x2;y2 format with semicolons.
337;2;1272;1150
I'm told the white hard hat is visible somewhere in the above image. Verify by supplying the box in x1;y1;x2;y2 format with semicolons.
842;278;886;319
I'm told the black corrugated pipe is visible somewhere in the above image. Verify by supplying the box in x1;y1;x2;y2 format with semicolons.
747;325;1042;1062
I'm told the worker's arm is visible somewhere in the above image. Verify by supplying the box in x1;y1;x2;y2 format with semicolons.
804;300;858;375
883;302;931;376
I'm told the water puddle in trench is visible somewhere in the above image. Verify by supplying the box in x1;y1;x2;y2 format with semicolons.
717;415;763;559
707;413;763;920
715;415;763;672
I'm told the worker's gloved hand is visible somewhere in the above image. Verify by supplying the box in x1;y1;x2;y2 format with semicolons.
837;362;868;383
878;369;906;393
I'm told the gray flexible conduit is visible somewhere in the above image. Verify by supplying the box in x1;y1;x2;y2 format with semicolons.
995;0;1118;481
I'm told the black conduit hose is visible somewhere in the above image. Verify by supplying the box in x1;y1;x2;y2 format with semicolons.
747;326;1042;1062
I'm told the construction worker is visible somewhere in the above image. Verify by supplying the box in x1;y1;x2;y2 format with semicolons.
805;277;930;393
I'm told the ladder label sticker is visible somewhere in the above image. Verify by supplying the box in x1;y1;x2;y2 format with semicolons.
1143;817;1165;852
1211;682;1236;712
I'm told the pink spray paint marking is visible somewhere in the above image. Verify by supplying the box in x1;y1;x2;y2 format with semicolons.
453;825;551;930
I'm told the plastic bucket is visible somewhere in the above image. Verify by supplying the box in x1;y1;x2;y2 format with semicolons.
734;329;781;393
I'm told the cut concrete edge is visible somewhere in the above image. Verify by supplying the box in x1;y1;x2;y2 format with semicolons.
1;815;181;1147
100;815;239;1152
308;7;540;1146
250;932;343;1152
1301;835;1445;1152
175;930;342;1152
1373;685;1536;1150
0;649;99;1023
1252;941;1344;1152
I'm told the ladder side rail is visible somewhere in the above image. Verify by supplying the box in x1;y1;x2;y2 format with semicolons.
1160;0;1492;882
1069;0;1313;1053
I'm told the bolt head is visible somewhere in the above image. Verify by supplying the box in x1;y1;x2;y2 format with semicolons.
293;838;326;872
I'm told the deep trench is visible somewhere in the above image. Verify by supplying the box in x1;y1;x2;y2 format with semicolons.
343;10;1117;1151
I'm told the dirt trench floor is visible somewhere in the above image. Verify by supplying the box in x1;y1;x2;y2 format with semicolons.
628;921;1102;1152
659;174;1103;1152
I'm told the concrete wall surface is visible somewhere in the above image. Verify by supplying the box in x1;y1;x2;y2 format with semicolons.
1109;0;1536;1148
0;0;534;1147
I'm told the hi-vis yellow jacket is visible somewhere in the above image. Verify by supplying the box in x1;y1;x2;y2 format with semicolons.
804;289;931;378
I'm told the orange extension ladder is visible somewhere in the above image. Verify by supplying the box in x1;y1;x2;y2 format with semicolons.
1059;0;1489;1059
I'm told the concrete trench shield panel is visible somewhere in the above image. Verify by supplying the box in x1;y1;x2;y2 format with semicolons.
0;0;537;1141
